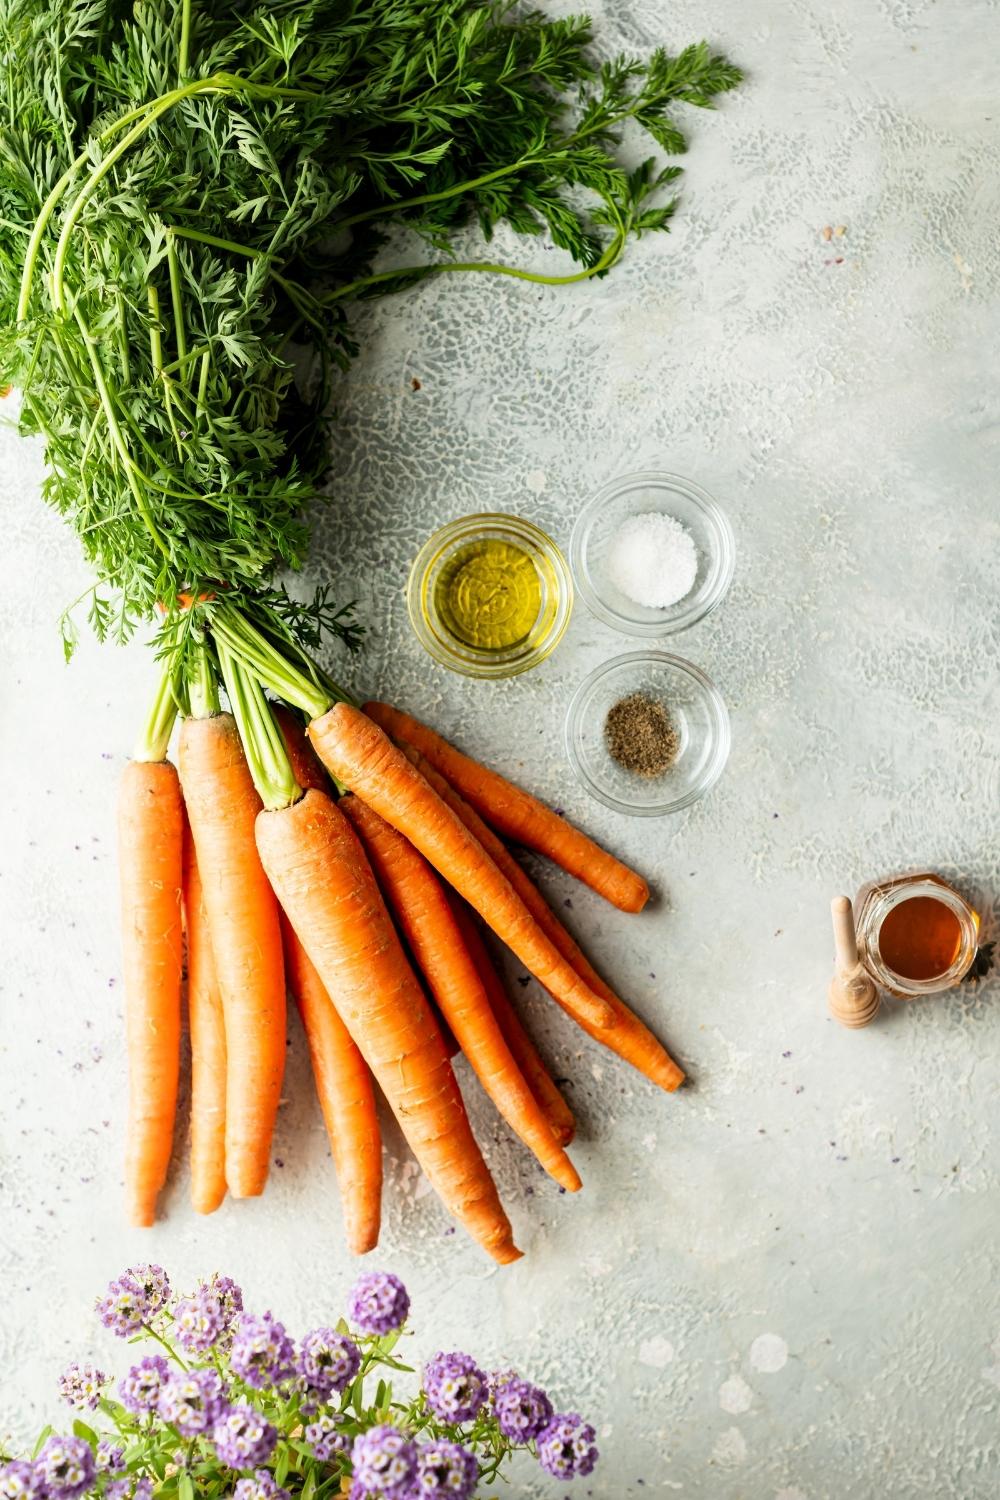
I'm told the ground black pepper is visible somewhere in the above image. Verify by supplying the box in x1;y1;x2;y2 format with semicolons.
604;692;679;778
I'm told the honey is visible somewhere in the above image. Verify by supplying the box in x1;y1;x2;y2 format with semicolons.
854;872;979;1000
877;895;962;981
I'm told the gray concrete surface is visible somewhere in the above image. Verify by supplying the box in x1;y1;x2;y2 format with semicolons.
2;0;999;1493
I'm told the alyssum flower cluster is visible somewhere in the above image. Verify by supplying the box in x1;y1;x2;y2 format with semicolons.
0;1267;597;1500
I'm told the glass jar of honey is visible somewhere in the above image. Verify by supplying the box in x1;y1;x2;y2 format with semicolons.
854;872;979;1000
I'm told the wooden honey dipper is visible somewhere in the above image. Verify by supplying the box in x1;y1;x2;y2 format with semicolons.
828;895;880;1028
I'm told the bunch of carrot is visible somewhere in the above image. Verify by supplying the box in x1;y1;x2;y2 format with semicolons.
120;628;684;1263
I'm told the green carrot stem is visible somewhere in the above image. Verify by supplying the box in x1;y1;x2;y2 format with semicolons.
188;640;220;719
211;605;347;721
147;285;184;458
319;230;627;305
72;304;171;560
134;662;179;762
165;232;189;382
335;156;536;232
178;0;193;78
216;638;300;811
33;75;321;319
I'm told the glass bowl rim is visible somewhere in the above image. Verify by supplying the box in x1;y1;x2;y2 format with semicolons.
563;648;731;816
569;470;735;637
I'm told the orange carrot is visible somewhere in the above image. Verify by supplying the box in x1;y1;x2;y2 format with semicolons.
282;914;382;1255
178;713;285;1198
256;787;520;1263
182;828;227;1215
118;759;184;1227
308;704;614;1033
364;701;649;913
399;744;684;1092
340;794;581;1191
449;897;576;1148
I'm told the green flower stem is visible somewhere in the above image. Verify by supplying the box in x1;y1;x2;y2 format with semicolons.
133;662;178;762
142;1323;188;1371
216;637;301;812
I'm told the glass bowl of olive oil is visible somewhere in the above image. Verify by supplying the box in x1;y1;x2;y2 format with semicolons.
407;513;573;678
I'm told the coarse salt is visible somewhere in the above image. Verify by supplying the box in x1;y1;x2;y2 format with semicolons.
607;510;698;609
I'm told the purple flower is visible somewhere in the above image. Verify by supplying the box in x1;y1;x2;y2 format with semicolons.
175;1275;244;1354
0;1463;43;1500
58;1362;106;1411
36;1438;95;1499
291;1381;327;1418
298;1328;361;1396
536;1413;598;1478
421;1352;487;1423
212;1405;277;1468
230;1312;296;1389
347;1273;409;1337
209;1275;244;1317
304;1412;350;1461
117;1355;170;1415
414;1439;478;1499
95;1444;125;1475
232;1473;289;1500
350;1427;417;1498
491;1375;553;1440
158;1368;228;1437
96;1265;171;1337
106;1480;152;1500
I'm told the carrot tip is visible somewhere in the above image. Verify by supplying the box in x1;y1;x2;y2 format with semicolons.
191;1189;227;1215
346;1230;381;1256
228;1175;267;1200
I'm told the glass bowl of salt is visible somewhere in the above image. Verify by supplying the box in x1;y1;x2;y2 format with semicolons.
570;471;734;636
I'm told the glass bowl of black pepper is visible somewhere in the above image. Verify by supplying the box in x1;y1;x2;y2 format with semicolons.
564;651;730;815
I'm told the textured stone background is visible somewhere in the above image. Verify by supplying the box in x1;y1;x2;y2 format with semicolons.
2;0;999;1494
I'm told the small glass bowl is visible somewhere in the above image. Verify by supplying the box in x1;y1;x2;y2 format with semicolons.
570;471;735;636
407;512;573;679
564;651;730;815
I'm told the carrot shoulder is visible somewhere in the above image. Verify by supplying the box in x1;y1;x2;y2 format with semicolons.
182;829;227;1216
363;701;649;914
118;759;184;1228
449;898;576;1148
308;703;614;1032
340;794;580;1192
399;743;684;1093
178;712;285;1199
256;787;519;1264
282;914;382;1255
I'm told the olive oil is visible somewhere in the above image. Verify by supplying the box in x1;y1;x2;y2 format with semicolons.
434;538;543;651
